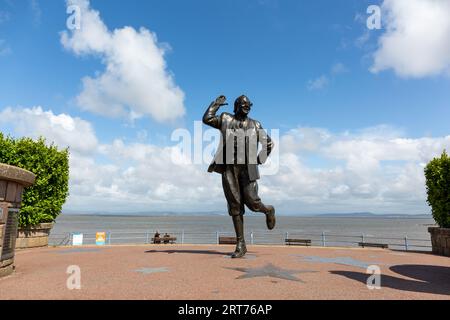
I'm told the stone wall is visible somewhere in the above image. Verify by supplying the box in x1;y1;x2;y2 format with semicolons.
0;163;36;277
429;227;450;257
0;184;24;277
0;217;9;277
16;223;54;249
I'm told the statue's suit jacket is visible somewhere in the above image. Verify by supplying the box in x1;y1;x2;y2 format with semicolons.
202;100;274;181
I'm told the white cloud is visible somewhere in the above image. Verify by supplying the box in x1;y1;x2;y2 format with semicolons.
307;62;349;91
268;125;450;214
95;140;221;202
2;106;448;214
0;106;98;154
0;106;221;212
60;0;185;123
307;75;329;91
64;138;224;212
67;121;450;214
280;127;330;153
331;62;349;75
371;0;450;78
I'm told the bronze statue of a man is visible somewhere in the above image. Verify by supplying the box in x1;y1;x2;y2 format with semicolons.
203;95;276;258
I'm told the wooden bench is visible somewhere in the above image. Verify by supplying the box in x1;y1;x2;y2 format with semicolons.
358;242;388;249
285;239;311;246
152;237;177;244
219;236;237;245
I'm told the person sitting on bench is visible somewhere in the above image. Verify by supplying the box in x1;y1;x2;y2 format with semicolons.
154;230;161;244
163;233;170;244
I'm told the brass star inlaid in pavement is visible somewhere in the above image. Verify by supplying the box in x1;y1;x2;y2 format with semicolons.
226;263;317;283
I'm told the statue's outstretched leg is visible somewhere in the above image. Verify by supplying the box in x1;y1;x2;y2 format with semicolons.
231;215;247;258
264;205;276;230
242;180;276;230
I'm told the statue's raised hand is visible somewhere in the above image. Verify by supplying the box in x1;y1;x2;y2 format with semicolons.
215;95;228;107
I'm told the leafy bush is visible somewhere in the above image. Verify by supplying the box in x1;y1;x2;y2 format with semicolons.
425;150;450;228
0;133;69;228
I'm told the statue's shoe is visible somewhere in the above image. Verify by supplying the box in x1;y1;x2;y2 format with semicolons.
231;241;247;259
265;206;276;230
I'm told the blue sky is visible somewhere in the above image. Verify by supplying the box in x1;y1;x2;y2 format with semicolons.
1;0;450;214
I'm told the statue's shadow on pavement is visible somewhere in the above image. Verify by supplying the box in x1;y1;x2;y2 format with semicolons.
331;264;450;296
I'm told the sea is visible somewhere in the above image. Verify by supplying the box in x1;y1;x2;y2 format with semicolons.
49;214;436;251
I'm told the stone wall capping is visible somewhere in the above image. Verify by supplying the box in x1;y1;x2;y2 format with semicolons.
0;163;36;187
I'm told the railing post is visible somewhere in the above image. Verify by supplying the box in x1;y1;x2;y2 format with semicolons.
362;233;365;244
405;235;408;251
322;231;326;247
250;231;254;245
146;230;149;244
182;230;185;245
108;231;112;245
216;231;219;245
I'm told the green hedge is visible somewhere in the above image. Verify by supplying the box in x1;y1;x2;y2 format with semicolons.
0;133;69;228
425;150;450;228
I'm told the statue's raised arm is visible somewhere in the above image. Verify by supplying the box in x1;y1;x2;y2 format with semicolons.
202;95;228;129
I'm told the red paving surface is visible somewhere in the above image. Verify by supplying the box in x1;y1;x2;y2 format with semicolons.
1;244;450;300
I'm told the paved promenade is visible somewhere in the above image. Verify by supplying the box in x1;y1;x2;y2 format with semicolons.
1;244;449;300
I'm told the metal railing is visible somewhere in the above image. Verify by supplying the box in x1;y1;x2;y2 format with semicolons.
48;230;432;252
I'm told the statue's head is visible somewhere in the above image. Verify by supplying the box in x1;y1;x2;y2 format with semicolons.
234;95;253;115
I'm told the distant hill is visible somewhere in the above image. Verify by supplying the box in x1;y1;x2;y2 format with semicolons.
315;212;431;218
61;210;227;217
61;210;431;218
